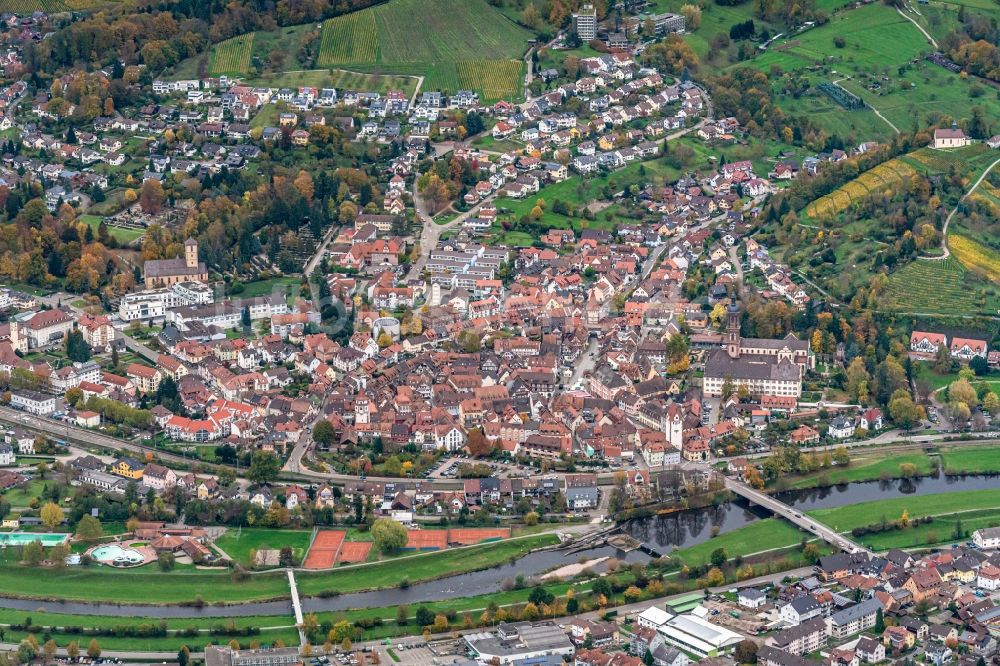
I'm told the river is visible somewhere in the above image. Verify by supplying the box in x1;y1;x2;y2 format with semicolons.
623;471;1000;553
2;472;996;619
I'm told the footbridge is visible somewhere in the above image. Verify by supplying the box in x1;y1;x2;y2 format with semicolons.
724;477;873;556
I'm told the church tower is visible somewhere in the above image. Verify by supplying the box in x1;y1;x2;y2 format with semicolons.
666;402;683;450
354;391;370;425
184;238;199;269
725;298;741;359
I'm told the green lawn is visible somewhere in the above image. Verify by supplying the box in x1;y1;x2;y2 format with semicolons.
79;215;145;244
857;508;1000;550
0;607;298;653
667;519;811;566
0;533;558;604
940;446;1000;475
245;69;420;97
237;276;302;299
214;528;312;567
1;480;49;508
784;452;935;489
808;488;1000;532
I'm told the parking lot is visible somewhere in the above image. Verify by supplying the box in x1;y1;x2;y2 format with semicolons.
365;638;470;666
425;456;532;480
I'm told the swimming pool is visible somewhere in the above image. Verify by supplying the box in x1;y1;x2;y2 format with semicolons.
90;545;145;565
0;533;69;546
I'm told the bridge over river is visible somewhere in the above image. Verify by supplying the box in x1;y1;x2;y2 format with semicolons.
723;477;874;556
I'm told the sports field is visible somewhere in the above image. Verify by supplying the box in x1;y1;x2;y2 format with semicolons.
405;529;448;550
336;541;373;563
314;0;531;101
303;529;345;569
448;527;510;545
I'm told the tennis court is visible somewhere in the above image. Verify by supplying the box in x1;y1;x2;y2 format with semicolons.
336;541;373;563
303;530;345;569
405;529;449;550
448;527;510;545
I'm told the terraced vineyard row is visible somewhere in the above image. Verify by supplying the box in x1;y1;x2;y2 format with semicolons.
210;34;254;76
885;257;985;315
805;158;917;219
457;60;522;102
317;10;378;66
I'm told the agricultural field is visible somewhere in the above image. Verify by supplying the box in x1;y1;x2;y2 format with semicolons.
885;256;1000;315
949;233;1000;283
457;60;523;101
900;143;994;176
209;34;254;76
245;69;418;96
805;158;917;218
755;5;930;74
314;0;532;101
317;10;378;66
755;3;1000;139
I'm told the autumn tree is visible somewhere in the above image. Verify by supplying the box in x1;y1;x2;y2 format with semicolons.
139;179;165;214
40;502;65;530
466;428;493;457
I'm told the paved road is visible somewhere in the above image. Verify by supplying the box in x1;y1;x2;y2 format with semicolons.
928;157;1000;261
724;477;872;555
897;5;937;48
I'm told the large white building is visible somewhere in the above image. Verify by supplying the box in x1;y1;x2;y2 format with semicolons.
657;612;743;657
974;527;1000;549
464;622;575;665
10;390;56;416
166;296;287;331
119;282;215;322
573;3;597;41
703;301;809;398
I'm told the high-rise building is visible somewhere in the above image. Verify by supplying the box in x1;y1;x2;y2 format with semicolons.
573;3;597;41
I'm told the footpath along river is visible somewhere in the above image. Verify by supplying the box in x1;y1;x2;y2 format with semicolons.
0;472;994;618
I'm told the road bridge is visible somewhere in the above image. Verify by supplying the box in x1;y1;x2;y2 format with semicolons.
724;477;873;556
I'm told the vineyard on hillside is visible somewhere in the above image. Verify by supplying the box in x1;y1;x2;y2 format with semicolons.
457;60;522;102
317;11;378;66
805;158;917;219
210;34;254;76
885;257;987;315
949;234;1000;284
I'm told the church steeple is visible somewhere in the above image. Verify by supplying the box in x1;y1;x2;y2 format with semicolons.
725;297;741;359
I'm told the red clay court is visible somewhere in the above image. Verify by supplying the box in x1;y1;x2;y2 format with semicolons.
447;527;510;545
336;541;373;563
303;529;345;569
405;529;449;550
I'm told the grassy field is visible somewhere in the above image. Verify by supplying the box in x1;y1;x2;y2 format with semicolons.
210;34;255;76
755;3;1000;140
314;0;532;101
79;214;145;244
214;528;312;567
856;507;1000;550
667;518;812;566
809;488;1000;532
236;276;302;300
245;69;419;96
758;5;929;72
940;446;1000;475
0;608;297;652
0;533;558;603
784;452;935;489
1;479;48;508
